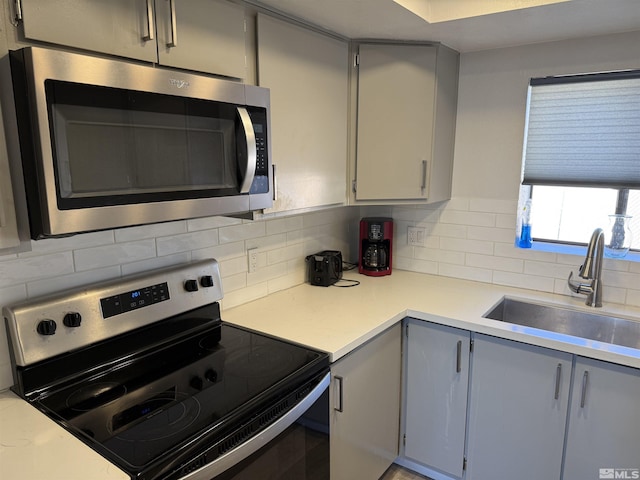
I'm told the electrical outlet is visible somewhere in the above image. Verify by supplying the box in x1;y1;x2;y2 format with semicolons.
248;248;258;273
408;226;426;247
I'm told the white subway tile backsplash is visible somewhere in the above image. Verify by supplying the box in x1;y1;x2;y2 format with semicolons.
626;289;640;307
22;231;115;256
27;266;121;298
266;216;304;235
494;243;557;263
222;282;269;310
395;256;438;274
156;230;219;256
492;271;555;292
121;253;192;276
440;237;494;255
115;221;186;242
246;233;287;251
438;263;493;283
0;252;74;287
440;209;496;227
524;260;575;279
219;221;266;244
74;239;157;271
496;213;517;229
466;253;523;273
467;226;515;243
187;216;242;231
469;198;517;214
384;196;639;306
219;256;249;277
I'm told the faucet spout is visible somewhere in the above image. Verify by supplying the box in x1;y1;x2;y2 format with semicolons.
567;228;604;307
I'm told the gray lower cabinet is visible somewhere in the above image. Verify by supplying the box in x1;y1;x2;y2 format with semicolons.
330;324;402;480
403;319;470;478
465;334;572;480
562;357;640;480
17;0;246;78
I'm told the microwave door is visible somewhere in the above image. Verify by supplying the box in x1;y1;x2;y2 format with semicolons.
236;107;256;194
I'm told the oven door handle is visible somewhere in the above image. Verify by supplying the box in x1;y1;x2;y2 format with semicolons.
182;371;330;480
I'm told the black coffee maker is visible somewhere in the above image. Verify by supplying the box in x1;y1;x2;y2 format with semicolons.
359;217;393;276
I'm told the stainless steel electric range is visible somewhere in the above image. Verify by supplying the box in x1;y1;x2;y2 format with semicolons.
3;259;330;480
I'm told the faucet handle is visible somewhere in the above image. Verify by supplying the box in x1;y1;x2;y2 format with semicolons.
568;270;594;295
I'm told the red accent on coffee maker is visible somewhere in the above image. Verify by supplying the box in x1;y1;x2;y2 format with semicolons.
359;217;393;276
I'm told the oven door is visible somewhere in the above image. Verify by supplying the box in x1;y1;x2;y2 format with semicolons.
182;372;330;480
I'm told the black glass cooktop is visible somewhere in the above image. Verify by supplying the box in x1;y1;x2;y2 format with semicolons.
23;304;329;478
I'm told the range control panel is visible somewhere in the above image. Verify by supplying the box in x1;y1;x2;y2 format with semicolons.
101;282;170;319
3;259;224;367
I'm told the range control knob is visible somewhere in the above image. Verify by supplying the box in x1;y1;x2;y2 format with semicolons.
63;312;82;328
190;376;204;391
37;319;57;336
184;279;199;292
205;369;218;383
200;275;215;288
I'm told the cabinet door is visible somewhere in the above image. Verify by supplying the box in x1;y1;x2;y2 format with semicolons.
330;324;401;480
257;14;348;213
355;44;436;201
563;357;640;480
156;0;246;78
404;320;470;478
466;334;572;480
20;0;157;63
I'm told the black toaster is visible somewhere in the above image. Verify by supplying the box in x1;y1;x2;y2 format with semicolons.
305;250;343;286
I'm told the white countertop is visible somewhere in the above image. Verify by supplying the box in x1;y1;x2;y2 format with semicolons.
222;270;640;368
2;270;639;480
0;390;129;480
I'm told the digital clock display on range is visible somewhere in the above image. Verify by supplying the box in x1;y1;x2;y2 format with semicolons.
100;282;170;319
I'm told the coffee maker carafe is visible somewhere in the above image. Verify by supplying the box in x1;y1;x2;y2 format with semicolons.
359;217;393;276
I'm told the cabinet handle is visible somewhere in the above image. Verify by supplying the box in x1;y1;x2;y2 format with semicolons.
580;371;589;408
167;0;178;47
420;160;427;195
142;0;154;41
456;340;462;373
554;363;562;400
334;375;344;412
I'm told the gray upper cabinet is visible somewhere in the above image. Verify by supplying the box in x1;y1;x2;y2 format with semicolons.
353;43;458;203
17;0;246;78
257;14;348;213
155;0;245;79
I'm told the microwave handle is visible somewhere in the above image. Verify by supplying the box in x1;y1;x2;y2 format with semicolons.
237;107;257;194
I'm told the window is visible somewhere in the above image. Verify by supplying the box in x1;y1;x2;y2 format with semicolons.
518;70;640;257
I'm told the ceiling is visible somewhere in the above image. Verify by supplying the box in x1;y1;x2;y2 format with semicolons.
252;0;640;52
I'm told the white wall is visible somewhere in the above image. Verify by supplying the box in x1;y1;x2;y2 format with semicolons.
380;30;640;307
453;30;640;200
0;208;359;390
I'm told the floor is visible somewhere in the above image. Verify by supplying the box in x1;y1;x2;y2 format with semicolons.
379;464;433;480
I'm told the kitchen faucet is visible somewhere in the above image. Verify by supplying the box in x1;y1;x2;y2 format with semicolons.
567;228;604;307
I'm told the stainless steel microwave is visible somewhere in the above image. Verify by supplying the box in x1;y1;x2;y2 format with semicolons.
5;47;272;238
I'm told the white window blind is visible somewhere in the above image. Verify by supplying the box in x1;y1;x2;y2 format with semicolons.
521;72;640;188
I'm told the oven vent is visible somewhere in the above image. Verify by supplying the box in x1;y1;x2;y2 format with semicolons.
179;455;207;476
217;395;294;456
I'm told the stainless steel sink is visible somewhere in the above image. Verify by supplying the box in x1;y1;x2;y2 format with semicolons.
483;297;640;350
